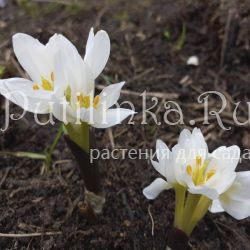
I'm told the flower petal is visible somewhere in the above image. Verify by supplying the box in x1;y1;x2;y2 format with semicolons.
220;199;250;220
84;29;110;78
0;78;51;113
47;33;79;61
217;171;250;220
209;199;224;213
85;27;94;54
188;185;219;200
156;139;170;162
99;82;125;109
178;129;191;146
151;160;165;177
12;33;52;83
210;145;240;172
143;178;172;200
51;101;76;124
88;108;135;129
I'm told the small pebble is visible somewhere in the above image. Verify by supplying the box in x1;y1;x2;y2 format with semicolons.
187;56;199;66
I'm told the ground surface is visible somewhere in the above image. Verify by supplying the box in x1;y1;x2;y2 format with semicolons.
0;0;250;249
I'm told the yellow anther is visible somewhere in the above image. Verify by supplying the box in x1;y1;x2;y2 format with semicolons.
82;95;90;108
65;86;71;102
206;169;216;181
32;83;39;90
186;165;193;176
186;155;216;186
51;72;54;82
93;95;100;109
41;76;53;91
77;94;99;109
77;94;91;108
77;94;84;106
196;156;202;168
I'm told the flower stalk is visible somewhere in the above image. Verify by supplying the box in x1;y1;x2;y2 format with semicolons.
64;122;105;218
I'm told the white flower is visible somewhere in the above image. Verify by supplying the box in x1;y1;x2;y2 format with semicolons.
210;171;250;220
0;28;135;128
143;128;241;201
143;128;250;236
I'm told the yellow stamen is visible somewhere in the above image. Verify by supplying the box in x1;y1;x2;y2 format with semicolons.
77;94;84;106
41;76;53;91
196;156;202;168
187;156;216;186
77;94;91;108
206;169;216;181
51;72;54;82
32;83;39;90
65;86;71;102
186;165;193;176
93;95;100;109
82;96;90;108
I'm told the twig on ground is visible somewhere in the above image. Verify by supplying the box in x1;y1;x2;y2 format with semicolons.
0;167;11;188
108;128;115;149
0;231;62;238
147;205;155;237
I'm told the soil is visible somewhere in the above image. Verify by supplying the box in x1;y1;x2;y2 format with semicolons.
1;0;250;249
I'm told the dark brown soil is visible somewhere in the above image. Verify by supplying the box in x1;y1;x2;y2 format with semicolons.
1;0;250;249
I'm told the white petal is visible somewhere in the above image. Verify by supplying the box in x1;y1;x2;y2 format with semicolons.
156;139;170;162
210;146;240;172
47;33;79;60
188;185;219;200
99;82;125;109
190;127;208;156
143;178;172;200
0;78;51;113
85;27;94;54
206;146;240;194
178;129;191;146
13;33;52;83
155;139;173;180
84;30;110;78
209;199;224;213
90;108;135;129
216;171;250;219
231;171;250;200
151;160;165;177
220;198;250;220
51;37;93;95
52;104;76;124
53;51;70;95
170;144;187;185
178;128;208;168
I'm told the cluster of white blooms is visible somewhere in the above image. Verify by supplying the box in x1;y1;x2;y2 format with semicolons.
0;28;134;128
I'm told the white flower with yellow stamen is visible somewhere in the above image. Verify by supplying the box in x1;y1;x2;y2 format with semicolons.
143;128;250;236
143;128;240;200
0;28;135;128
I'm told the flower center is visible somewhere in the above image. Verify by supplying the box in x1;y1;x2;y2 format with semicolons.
32;72;54;91
32;72;100;109
186;156;215;186
64;86;100;109
77;93;100;109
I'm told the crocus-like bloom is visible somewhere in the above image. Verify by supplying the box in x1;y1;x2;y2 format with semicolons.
144;128;241;200
143;128;250;235
0;28;135;128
